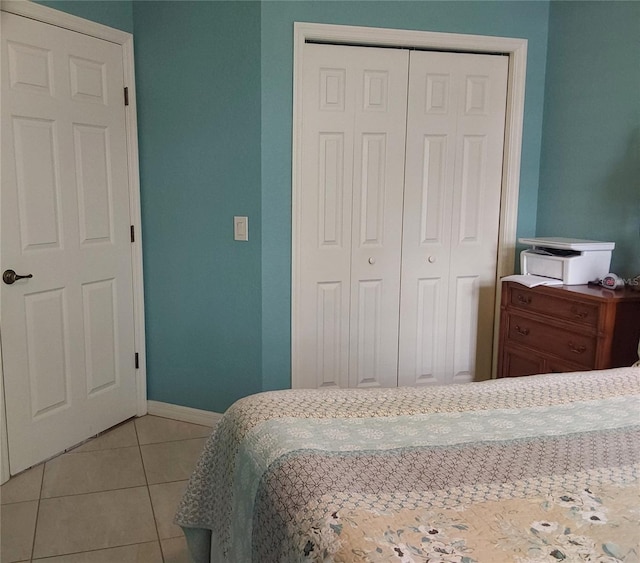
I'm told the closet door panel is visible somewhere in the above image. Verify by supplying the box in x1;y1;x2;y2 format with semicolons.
399;51;508;386
314;281;345;388
448;53;508;382
419;135;449;244
353;279;383;387
412;277;445;385
449;274;480;381
297;45;354;388
296;44;408;389
349;47;408;388
398;54;457;386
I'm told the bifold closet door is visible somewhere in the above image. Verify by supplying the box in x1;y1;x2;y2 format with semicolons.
296;43;409;389
397;51;508;386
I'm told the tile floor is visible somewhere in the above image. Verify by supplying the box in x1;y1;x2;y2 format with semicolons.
1;415;215;563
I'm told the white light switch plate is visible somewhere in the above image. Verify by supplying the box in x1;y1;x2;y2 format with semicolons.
234;216;248;241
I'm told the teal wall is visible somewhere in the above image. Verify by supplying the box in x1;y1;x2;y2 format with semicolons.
33;1;638;412
35;0;133;32
537;1;640;278
131;1;263;412
261;1;551;391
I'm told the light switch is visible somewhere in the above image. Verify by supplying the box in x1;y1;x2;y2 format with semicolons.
234;216;248;241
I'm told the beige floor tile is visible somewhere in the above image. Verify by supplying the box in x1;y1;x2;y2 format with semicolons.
42;446;146;498
161;536;191;563
33;487;157;559
72;420;138;453
1;463;43;504
149;480;188;539
135;415;212;445
31;541;163;562
0;500;38;562
140;438;205;484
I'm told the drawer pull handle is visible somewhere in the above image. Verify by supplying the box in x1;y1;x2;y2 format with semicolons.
570;306;588;319
514;325;530;336
517;294;532;305
568;342;587;354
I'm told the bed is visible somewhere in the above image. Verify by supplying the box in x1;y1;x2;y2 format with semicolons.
175;367;640;562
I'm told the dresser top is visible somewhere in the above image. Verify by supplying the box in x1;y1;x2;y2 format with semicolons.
504;281;640;302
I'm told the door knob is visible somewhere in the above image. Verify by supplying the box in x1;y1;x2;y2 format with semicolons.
428;256;436;263
368;257;376;265
3;269;33;285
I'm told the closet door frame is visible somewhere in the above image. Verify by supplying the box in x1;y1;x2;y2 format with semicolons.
291;22;528;388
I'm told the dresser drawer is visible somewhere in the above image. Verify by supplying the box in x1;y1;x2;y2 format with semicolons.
508;286;599;328
506;314;596;368
499;346;545;377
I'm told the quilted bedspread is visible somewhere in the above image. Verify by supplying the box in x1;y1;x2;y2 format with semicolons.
175;367;640;563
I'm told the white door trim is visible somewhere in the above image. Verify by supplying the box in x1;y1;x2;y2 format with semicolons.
0;0;147;483
291;22;527;389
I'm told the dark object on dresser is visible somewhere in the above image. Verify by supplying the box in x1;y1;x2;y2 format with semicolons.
497;281;640;377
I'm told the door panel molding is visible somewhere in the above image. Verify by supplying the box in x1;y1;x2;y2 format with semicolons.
0;1;146;483
292;23;527;389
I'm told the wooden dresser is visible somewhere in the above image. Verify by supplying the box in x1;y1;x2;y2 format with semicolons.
497;281;640;378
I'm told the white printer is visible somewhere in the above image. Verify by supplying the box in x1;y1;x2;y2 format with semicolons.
519;237;615;285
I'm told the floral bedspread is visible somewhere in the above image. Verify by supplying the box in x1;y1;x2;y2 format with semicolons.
175;367;640;562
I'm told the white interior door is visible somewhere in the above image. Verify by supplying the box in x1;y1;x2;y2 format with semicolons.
295;43;408;389
398;51;508;386
1;13;137;473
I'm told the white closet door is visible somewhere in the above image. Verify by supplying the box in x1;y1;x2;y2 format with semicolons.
295;43;408;389
398;51;508;386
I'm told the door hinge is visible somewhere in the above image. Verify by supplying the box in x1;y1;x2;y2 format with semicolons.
135;353;139;369
130;225;135;243
124;86;129;106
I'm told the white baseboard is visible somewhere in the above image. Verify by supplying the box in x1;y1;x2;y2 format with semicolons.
146;400;223;427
